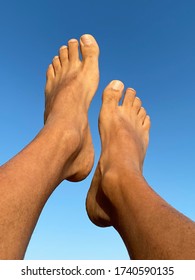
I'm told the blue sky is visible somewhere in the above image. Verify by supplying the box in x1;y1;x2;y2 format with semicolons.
0;0;195;259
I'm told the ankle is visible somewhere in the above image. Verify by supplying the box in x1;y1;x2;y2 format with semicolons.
43;120;83;156
101;166;144;206
100;168;146;230
99;153;143;180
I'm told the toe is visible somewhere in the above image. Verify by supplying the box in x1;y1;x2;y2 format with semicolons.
59;45;68;66
46;64;55;80
122;88;136;107
143;115;151;130
138;107;147;123
102;80;124;106
52;56;61;76
132;97;142;113
68;39;79;63
45;64;55;93
80;34;99;62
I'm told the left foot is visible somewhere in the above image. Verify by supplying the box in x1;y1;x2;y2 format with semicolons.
44;34;99;181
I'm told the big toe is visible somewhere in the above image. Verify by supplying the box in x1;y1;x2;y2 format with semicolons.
102;80;124;107
80;34;99;61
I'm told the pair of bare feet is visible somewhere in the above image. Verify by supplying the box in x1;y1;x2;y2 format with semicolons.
44;34;150;229
1;34;194;260
1;33;193;260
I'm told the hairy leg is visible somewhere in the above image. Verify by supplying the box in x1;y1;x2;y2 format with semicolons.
0;34;99;259
86;80;195;259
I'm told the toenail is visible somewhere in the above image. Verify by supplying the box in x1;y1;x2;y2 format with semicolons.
81;34;93;45
128;87;136;93
60;45;67;50
110;80;124;90
69;39;78;43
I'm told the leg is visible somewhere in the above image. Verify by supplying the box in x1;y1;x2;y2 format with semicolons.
86;80;195;259
0;34;99;259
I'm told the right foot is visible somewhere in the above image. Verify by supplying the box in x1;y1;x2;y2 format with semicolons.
86;80;151;227
44;34;99;182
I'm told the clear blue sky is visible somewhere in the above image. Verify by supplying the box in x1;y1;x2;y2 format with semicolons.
0;0;195;259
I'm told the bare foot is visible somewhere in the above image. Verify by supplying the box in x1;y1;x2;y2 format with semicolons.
44;34;99;182
86;80;151;227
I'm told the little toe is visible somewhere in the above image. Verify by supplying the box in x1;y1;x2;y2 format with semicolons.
45;64;55;93
143;115;151;130
80;34;99;62
132;97;142;114
59;45;68;66
52;56;61;76
68;39;79;63
46;64;55;80
138;107;147;123
102;80;124;106
122;88;136;107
